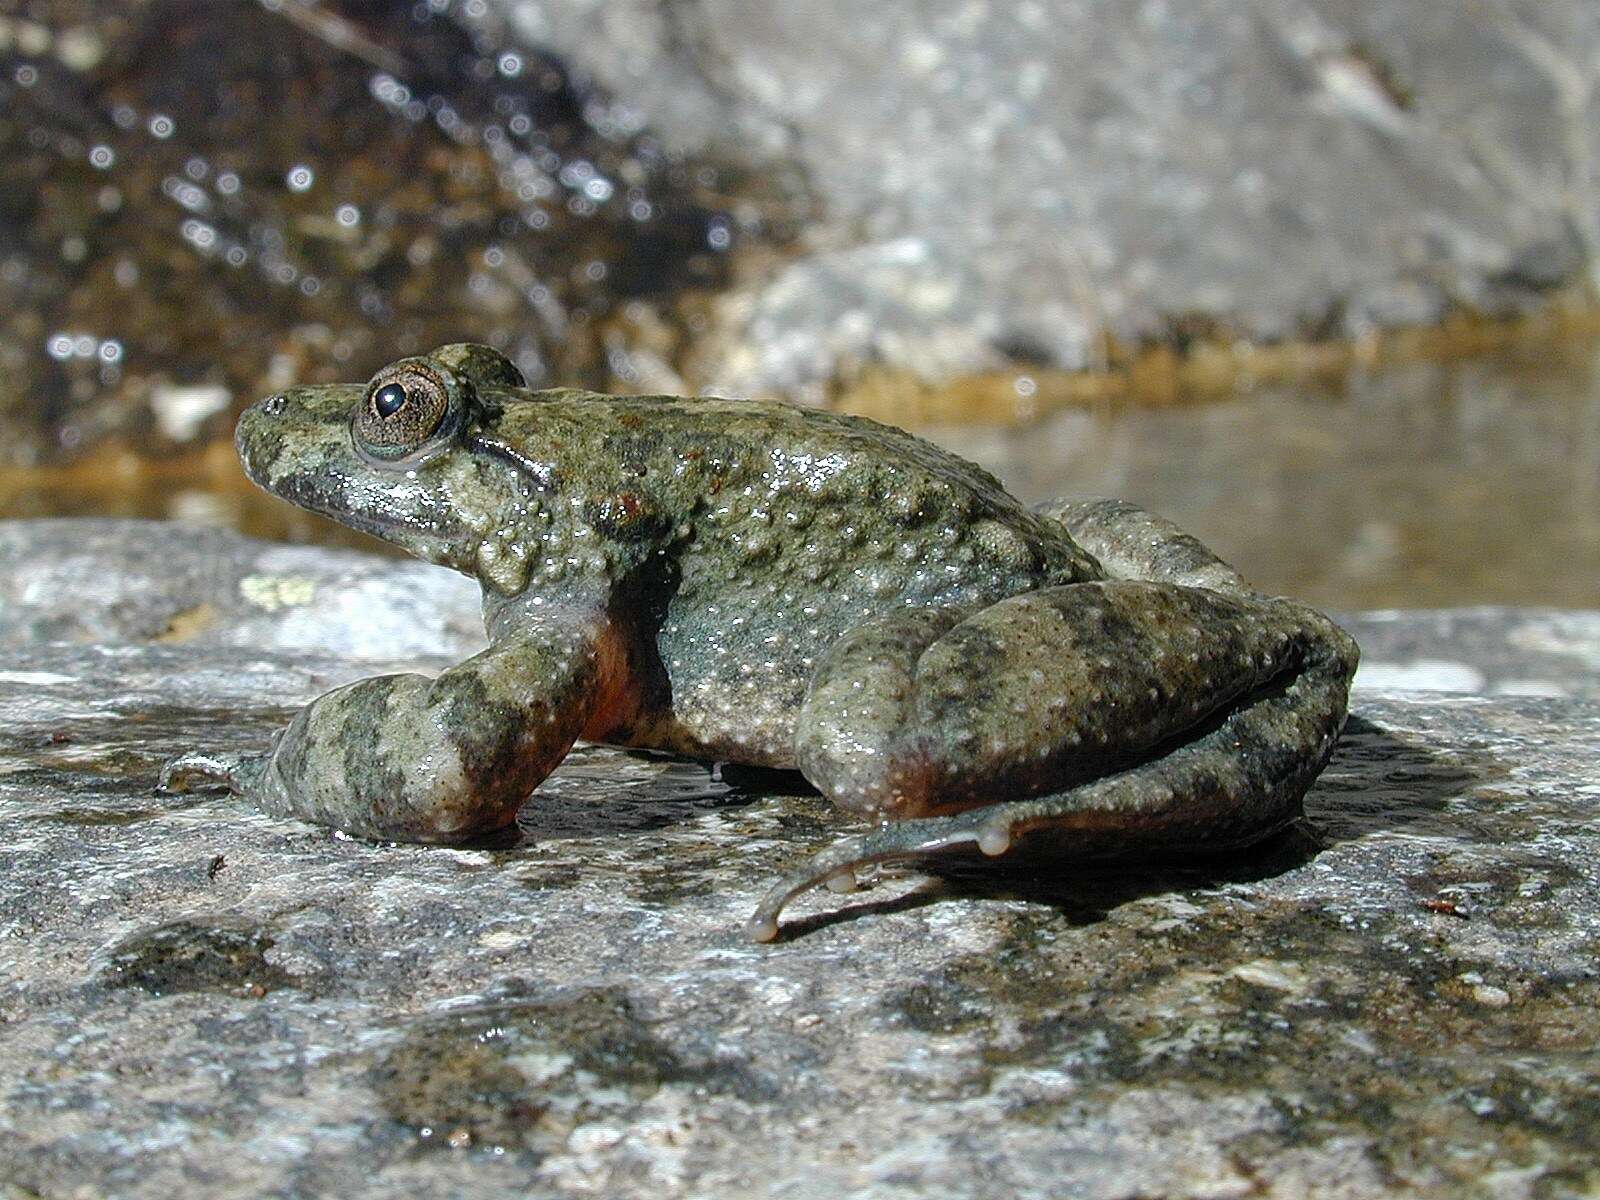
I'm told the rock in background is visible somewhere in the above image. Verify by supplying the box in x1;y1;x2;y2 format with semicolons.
5;0;1598;462
0;518;484;659
483;0;1600;401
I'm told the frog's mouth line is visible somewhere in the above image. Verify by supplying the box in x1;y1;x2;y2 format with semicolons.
330;505;436;541
264;469;468;560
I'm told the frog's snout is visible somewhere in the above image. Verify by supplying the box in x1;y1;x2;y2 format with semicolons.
235;383;366;489
235;392;296;489
235;396;276;486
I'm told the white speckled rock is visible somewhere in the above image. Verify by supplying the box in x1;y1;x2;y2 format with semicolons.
2;519;1598;1198
0;518;485;661
1342;607;1600;701
476;0;1600;400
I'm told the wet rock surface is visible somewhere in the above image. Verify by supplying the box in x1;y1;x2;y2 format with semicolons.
485;0;1600;400
2;520;1598;1197
0;0;762;464
1340;608;1600;702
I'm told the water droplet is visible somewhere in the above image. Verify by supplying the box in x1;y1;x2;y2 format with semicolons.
180;220;217;250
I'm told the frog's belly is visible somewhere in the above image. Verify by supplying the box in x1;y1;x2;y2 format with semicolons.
619;617;821;768
632;670;810;767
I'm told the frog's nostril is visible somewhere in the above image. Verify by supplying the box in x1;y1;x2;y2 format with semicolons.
261;394;287;416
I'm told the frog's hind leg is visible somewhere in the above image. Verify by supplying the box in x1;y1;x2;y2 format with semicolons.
755;575;1358;941
745;811;998;943
1032;496;1255;595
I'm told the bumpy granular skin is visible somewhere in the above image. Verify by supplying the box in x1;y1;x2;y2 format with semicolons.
161;343;1358;939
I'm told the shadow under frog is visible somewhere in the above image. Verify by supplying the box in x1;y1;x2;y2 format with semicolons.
760;715;1485;939
163;342;1390;942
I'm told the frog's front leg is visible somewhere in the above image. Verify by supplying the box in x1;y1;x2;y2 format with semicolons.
161;613;626;842
751;528;1357;941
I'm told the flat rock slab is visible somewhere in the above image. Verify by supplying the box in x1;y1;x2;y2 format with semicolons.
2;521;1598;1198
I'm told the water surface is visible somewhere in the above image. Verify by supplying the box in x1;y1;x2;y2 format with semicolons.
929;340;1600;609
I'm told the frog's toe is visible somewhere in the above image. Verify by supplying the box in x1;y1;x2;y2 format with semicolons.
825;870;863;894
157;750;267;797
745;815;986;942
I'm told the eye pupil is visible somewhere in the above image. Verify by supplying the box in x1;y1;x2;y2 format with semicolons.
372;382;408;418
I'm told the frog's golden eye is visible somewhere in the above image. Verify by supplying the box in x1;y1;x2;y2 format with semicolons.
353;364;451;459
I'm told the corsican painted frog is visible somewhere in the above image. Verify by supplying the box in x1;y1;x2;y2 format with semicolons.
162;344;1358;940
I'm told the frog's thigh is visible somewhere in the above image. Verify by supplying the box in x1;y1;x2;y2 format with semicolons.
797;581;1355;828
253;618;619;842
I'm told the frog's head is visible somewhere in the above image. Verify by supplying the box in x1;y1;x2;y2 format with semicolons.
236;344;535;586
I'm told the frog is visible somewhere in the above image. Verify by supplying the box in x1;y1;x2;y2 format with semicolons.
161;343;1359;942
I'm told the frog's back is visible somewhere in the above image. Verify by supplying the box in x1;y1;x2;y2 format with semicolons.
495;391;1006;501
495;391;1100;600
493;392;1100;765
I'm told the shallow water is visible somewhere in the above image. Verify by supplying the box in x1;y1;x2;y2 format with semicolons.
928;340;1600;609
2;339;1597;611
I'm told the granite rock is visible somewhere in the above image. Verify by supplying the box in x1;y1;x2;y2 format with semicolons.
1;520;1598;1198
0;518;484;662
483;0;1600;399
